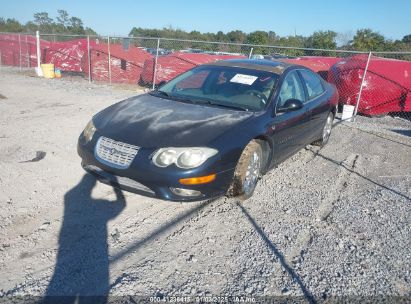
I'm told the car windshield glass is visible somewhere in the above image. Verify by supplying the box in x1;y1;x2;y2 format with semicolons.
152;65;279;111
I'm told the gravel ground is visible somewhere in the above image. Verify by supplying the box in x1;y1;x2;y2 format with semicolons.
0;67;410;303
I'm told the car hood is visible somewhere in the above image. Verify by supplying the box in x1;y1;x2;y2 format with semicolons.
93;94;254;147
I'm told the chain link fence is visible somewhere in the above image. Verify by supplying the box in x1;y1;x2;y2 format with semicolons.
0;32;38;69
0;31;410;122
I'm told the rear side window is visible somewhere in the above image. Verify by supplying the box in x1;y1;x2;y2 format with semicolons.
299;70;324;100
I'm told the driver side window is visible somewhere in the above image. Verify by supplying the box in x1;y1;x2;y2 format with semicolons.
278;71;305;108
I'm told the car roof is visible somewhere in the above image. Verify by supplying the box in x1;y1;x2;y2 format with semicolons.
206;59;297;75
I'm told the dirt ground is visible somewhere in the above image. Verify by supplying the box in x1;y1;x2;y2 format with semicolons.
0;67;410;302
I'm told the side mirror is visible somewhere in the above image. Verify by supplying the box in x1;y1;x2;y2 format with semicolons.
277;99;304;113
158;81;167;87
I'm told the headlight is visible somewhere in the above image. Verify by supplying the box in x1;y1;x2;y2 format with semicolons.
152;147;218;169
83;120;96;143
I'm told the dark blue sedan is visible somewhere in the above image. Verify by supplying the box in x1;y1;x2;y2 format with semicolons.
78;59;338;201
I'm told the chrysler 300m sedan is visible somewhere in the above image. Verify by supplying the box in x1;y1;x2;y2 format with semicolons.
78;59;338;201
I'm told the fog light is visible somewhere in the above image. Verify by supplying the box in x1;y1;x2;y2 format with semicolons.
170;188;202;197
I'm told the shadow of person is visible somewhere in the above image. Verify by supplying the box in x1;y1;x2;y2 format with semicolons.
44;174;126;304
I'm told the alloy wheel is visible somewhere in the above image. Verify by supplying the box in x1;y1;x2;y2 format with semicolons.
243;151;261;195
322;114;333;143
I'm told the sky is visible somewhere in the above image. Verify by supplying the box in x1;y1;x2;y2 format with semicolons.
2;0;410;40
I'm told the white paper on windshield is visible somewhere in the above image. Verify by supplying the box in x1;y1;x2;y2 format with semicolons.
230;74;258;85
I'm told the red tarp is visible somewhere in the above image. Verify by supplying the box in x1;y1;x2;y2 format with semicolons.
44;38;93;72
0;33;42;67
328;54;411;116
0;34;152;83
81;42;153;84
0;34;89;71
0;34;90;71
140;52;246;85
279;56;341;79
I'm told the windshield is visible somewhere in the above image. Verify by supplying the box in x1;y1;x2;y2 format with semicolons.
152;65;279;111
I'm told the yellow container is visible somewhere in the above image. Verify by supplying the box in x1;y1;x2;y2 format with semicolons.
41;64;55;79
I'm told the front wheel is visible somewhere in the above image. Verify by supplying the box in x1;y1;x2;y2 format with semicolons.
228;140;262;200
312;112;334;146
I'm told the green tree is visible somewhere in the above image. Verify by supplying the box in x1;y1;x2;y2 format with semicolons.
402;34;411;44
225;30;247;53
129;26;161;38
305;30;337;56
68;17;84;34
33;12;55;33
307;30;337;49
246;31;269;54
246;31;268;45
216;31;227;42
352;28;386;51
203;32;217;41
189;30;204;40
267;31;277;44
0;18;23;32
56;10;69;28
276;35;306;56
24;21;38;33
33;12;53;26
84;27;97;36
1;10;96;35
227;30;246;43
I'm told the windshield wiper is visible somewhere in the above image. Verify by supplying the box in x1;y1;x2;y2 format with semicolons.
200;99;249;111
151;91;197;104
153;90;171;97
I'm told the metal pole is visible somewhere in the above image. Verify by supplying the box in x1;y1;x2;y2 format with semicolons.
107;36;112;84
353;52;372;118
25;35;29;67
87;35;91;83
18;34;22;71
36;31;41;74
152;38;160;90
248;47;254;59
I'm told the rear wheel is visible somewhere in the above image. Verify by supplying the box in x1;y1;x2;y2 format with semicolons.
229;140;262;200
312;112;334;146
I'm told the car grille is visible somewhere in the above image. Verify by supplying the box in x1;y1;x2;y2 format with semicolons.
95;136;140;169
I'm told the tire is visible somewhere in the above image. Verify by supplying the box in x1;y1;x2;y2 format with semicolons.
312;112;334;147
228;140;263;200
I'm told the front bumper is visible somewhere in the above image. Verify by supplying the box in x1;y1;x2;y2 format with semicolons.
77;136;235;202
